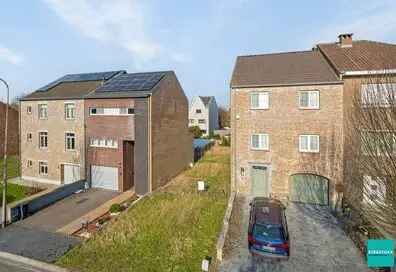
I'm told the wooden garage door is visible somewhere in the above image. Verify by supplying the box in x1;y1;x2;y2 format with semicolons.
91;165;118;191
290;174;329;205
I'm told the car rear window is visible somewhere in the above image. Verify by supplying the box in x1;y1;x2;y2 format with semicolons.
253;224;282;240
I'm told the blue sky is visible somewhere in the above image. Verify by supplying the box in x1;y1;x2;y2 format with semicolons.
0;0;396;106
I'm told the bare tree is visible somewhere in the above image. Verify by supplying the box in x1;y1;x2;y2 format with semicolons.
345;74;396;238
218;106;230;129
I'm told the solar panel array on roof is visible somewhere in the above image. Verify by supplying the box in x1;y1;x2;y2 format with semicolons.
37;70;126;91
95;72;166;92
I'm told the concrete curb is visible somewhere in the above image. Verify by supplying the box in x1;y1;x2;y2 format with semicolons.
216;191;236;262
0;251;70;272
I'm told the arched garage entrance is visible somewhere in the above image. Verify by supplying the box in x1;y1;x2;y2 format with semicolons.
290;174;329;205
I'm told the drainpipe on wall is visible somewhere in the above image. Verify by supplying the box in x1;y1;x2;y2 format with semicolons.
148;95;152;193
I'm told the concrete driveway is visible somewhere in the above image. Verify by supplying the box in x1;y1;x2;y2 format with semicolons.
0;188;119;262
219;195;370;272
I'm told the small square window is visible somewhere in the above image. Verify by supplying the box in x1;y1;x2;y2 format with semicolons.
299;90;320;109
128;108;134;115
250;92;269;109
39;161;48;176
27;160;33;168
299;135;320;153
196;109;202;114
90;108;97;115
251;134;269;150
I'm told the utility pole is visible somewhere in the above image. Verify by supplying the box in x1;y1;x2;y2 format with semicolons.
1;78;9;228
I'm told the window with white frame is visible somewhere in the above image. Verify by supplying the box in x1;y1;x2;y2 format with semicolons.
89;107;134;116
361;131;396;156
27;133;32;142
362;175;386;205
38;104;48;119
27;160;33;168
65;103;76;119
299;90;320;109
39;131;48;149
251;134;269;150
198;119;206;124
65;133;76;151
27;106;32;114
90;138;118;149
250;92;269;109
299;135;319;152
361;83;396;107
39;161;48;176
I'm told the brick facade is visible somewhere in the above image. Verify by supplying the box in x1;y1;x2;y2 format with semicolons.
231;83;344;206
0;103;19;157
85;98;136;192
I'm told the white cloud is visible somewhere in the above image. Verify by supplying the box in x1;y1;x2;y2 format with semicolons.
311;0;396;45
0;46;23;65
43;0;161;62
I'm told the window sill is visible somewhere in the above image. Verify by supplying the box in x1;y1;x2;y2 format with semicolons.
299;150;320;153
251;148;270;151
250;108;269;110
299;107;320;110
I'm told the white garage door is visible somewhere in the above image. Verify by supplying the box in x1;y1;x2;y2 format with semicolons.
64;164;81;184
91;165;118;191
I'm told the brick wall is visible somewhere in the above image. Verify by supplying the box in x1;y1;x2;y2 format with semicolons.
150;72;193;190
231;83;344;206
85;98;136;192
0;103;19;157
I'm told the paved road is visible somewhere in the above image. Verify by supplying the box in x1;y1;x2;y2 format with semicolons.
219;196;370;272
0;189;118;262
18;188;119;232
0;255;53;272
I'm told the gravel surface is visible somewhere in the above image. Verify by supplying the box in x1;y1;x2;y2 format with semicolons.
219;196;370;272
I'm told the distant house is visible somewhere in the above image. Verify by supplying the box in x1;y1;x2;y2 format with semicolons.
189;96;219;136
0;102;19;157
20;70;193;195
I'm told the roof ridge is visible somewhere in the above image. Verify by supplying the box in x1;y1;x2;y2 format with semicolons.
237;49;314;58
317;40;396;47
125;70;174;76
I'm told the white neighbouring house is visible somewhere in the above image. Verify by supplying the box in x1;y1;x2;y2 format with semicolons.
189;96;219;136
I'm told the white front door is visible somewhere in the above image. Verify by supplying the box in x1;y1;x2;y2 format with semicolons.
91;165;118;191
63;164;81;184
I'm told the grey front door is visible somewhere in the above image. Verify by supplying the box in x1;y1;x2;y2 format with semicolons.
251;165;270;197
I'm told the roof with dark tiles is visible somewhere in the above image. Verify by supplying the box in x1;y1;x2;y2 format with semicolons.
231;50;341;88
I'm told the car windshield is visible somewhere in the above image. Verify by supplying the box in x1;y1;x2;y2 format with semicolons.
253;224;282;240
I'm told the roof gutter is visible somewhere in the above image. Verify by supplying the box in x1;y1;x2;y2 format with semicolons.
342;69;396;76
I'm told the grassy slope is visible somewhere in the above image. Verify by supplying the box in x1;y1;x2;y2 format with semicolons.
58;146;230;272
0;156;24;204
0;156;20;180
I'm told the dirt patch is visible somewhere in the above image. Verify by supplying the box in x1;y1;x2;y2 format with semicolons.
223;195;246;257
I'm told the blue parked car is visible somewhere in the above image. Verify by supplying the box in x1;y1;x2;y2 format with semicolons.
248;197;290;259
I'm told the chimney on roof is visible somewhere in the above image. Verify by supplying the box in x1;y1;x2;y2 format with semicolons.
338;33;353;48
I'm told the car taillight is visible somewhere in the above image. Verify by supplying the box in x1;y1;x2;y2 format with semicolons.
248;234;255;243
279;242;289;250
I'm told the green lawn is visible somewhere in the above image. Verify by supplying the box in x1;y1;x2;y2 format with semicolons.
0;156;23;204
58;146;230;272
0;183;28;204
0;156;20;180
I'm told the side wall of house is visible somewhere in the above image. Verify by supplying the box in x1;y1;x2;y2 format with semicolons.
231;83;344;206
150;73;193;191
0;104;19;157
20;100;85;184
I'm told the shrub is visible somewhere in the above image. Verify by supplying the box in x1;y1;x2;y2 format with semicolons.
109;203;122;213
220;136;230;146
189;126;203;138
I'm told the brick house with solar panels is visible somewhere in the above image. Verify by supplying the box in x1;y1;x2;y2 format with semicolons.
20;70;193;195
230;33;396;209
